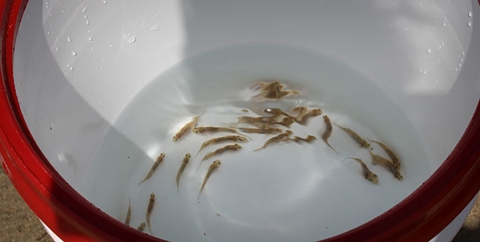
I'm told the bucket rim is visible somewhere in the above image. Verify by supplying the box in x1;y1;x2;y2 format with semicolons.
0;1;479;241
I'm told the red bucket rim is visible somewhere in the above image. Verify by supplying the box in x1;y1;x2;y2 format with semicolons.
1;1;479;241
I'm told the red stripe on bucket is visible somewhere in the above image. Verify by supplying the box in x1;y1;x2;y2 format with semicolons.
1;1;479;241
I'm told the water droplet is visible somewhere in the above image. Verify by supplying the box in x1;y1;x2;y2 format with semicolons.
55;47;59;51
85;19;90;25
110;44;114;47
427;48;432;54
82;7;87;13
90;46;94;51
468;21;472;28
88;37;93;42
468;11;473;18
443;22;447;27
71;51;77;56
84;15;88;19
103;0;107;4
100;65;104;70
73;78;76;83
433;26;437;30
127;35;136;43
47;31;51;35
150;24;159;31
67;36;72;42
459;62;463;67
441;42;445;47
69;66;74;71
455;67;459;71
61;10;64;14
404;27;408;31
154;14;159;18
460;58;464;63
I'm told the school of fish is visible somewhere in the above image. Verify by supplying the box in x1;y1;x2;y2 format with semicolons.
121;81;404;235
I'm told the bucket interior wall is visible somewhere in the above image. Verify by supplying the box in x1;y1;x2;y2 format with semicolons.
12;0;480;241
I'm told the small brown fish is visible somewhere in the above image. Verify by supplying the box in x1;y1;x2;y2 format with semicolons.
262;108;296;119
176;153;191;192
335;123;371;149
370;140;400;170
321;115;339;154
237;127;283;134
252;81;299;100
198;160;221;199
197;135;248;156
241;122;275;129
290;106;308;119
271;117;296;128
137;222;146;232
237;116;277;124
125;197;131;226
193;126;241;135
241;109;249;113
254;130;293;151
261;81;283;99
138;153;166;185
146;193;155;232
296;108;322;125
172;110;205;142
343;157;379;184
201;144;242;163
277;89;300;99
289;135;317;143
370;151;403;181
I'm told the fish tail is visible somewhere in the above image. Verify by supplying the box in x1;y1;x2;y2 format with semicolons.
327;142;339;154
147;220;152;233
342;157;355;163
138;179;146;186
253;146;264;152
195;147;203;157
176;176;180;193
242;134;252;140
